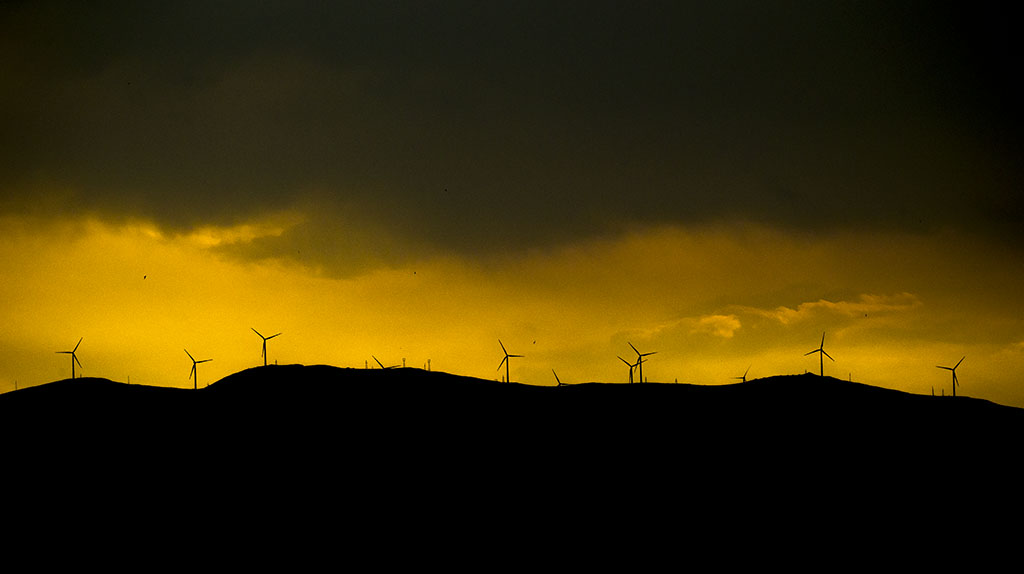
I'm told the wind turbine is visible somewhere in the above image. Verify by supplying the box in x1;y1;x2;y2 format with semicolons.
618;355;647;384
251;328;281;367
618;356;636;384
937;356;964;397
552;369;567;387
56;337;83;379
497;340;523;383
629;342;657;383
804;332;835;377
734;365;751;383
373;355;398;369
185;349;212;390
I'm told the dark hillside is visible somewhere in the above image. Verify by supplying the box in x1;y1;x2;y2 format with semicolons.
4;366;1021;543
4;368;1020;459
5;367;1022;436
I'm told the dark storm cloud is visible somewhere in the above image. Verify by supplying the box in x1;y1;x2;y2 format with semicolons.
2;1;1020;257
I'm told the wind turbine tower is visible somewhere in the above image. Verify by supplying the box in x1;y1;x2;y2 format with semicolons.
937;356;965;397
804;332;835;377
498;340;523;383
252;328;281;367
56;337;83;379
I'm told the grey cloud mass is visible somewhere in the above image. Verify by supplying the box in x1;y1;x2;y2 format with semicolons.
2;1;1020;263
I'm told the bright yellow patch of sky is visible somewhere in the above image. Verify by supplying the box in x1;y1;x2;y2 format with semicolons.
1;213;1022;408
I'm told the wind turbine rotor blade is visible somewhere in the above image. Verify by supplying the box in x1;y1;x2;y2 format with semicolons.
189;365;196;379
510;354;524;358
373;356;384;368
185;349;195;361
641;351;657;357
955;356;965;369
73;337;82;352
552;369;560;384
805;349;818;356
252;328;263;338
618;356;631;366
268;333;281;339
822;350;835;361
499;340;507;354
198;358;213;363
628;342;640;355
820;332;826;347
74;355;82;368
498;356;508;370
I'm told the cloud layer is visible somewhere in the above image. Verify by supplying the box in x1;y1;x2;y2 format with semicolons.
2;1;1021;268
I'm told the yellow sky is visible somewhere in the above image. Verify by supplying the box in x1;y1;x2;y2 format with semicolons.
3;3;1022;425
2;211;1022;408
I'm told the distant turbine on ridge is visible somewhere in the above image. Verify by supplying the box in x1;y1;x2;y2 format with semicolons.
618;355;646;384
56;337;83;379
185;348;213;390
734;365;751;383
804;332;835;377
373;355;398;369
937;356;965;397
618;356;635;384
629;342;656;383
552;369;567;387
497;340;523;383
251;328;281;367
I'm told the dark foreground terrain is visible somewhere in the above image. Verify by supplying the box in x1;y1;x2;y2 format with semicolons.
4;365;1020;469
6;365;1021;431
4;366;1021;561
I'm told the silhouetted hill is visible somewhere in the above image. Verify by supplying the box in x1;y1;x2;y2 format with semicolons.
5;367;1021;552
4;368;1020;453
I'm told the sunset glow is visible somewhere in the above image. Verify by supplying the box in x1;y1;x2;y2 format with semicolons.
3;213;1022;407
2;3;1021;407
